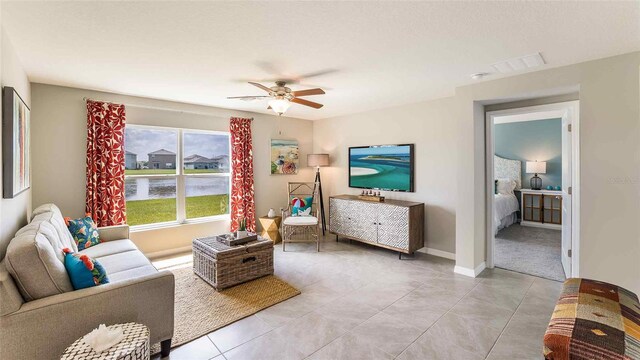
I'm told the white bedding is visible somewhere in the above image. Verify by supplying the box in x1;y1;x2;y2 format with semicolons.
494;193;519;234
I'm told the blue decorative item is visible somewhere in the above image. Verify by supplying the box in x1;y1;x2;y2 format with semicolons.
555;186;562;191
546;185;553;190
63;248;109;290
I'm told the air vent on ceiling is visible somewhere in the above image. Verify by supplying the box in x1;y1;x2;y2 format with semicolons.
491;53;545;74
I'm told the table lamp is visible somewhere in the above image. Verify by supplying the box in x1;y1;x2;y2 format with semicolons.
526;161;546;190
307;154;330;235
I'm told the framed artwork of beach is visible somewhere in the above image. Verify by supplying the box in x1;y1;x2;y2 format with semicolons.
2;87;31;198
270;139;299;175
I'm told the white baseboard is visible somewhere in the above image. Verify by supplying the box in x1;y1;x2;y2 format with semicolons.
145;245;192;260
454;262;486;278
423;247;456;260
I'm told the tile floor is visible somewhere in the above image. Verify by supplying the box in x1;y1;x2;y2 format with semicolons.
153;235;562;360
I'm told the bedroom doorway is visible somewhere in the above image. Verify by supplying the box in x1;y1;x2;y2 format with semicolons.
485;101;579;281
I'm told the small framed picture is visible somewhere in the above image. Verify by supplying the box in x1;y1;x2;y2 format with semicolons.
270;139;299;175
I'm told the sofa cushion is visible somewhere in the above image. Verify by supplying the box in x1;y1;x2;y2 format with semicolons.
107;265;158;283
79;239;138;259
63;248;110;290
5;221;74;301
27;206;78;253
93;250;153;275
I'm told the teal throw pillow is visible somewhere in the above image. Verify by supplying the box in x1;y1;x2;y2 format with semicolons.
291;196;313;216
62;248;109;290
65;214;101;251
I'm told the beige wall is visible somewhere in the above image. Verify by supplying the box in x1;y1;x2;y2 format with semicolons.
30;83;314;255
0;27;31;259
313;52;640;293
454;52;640;292
313;97;458;256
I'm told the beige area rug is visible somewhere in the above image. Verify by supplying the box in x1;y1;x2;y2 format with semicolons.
150;266;300;354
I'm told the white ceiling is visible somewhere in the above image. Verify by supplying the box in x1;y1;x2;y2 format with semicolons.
2;1;639;120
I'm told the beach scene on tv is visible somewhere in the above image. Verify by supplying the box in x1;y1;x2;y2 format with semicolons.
349;145;413;191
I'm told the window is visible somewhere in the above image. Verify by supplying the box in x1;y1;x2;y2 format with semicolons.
124;126;230;227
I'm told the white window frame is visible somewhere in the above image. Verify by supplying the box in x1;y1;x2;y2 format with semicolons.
125;124;231;231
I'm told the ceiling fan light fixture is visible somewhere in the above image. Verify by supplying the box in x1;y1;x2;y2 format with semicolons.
268;98;291;115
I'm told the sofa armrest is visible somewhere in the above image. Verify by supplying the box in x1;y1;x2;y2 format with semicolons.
98;224;130;242
1;270;174;359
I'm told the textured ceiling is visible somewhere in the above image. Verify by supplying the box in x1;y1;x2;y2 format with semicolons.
3;1;639;120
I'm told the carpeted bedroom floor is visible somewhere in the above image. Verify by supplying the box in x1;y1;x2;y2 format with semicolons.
495;224;566;282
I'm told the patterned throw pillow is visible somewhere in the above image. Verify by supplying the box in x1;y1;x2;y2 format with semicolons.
62;248;109;290
65;214;100;250
291;196;313;216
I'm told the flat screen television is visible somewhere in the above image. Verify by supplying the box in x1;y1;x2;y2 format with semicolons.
349;144;414;192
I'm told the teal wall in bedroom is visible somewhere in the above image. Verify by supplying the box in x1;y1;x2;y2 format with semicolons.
495;118;562;189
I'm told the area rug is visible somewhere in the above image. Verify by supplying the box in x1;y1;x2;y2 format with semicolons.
150;267;300;354
495;224;565;282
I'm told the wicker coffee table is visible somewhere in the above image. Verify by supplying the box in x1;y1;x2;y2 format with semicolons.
193;235;274;290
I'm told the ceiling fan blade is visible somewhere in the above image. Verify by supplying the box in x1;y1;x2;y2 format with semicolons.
291;97;323;109
292;88;325;97
249;82;273;93
227;96;270;99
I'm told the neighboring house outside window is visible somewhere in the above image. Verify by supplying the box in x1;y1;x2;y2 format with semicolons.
124;125;231;227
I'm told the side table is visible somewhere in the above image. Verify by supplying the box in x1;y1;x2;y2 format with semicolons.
60;323;149;360
259;215;282;244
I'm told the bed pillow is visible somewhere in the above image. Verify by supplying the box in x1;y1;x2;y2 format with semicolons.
496;178;516;195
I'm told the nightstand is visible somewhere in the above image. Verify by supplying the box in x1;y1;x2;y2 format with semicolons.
520;189;562;229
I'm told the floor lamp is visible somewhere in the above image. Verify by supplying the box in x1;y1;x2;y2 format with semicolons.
308;154;329;235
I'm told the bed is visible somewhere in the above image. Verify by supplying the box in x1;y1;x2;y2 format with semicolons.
494;155;521;235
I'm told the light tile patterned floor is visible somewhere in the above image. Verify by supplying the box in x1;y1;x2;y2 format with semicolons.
153;236;562;360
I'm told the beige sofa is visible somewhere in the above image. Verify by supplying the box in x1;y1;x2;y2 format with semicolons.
0;204;174;359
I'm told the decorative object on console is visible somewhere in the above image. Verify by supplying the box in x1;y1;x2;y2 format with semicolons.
85;99;127;227
230;117;256;232
271;139;299;174
62;248;109;290
2;87;30;199
329;195;423;259
65;213;101;250
267;208;276;218
555;185;562;191
526;160;546;190
308;153;329;234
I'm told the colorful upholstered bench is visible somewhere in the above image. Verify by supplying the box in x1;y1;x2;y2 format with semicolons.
544;278;640;359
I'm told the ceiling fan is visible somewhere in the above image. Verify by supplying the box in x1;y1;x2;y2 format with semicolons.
228;81;325;116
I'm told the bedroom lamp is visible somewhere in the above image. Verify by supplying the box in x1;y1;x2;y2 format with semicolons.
526;161;546;190
308;154;329;235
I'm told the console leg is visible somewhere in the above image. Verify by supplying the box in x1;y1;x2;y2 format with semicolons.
161;339;172;357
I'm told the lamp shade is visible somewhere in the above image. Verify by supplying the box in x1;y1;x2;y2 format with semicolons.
525;161;547;174
268;98;291;115
307;154;330;167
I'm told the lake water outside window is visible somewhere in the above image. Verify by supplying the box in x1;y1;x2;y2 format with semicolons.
124;126;230;226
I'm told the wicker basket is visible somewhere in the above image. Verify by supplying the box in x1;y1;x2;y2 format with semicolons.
192;235;274;290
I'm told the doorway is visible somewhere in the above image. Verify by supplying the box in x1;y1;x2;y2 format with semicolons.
486;101;579;281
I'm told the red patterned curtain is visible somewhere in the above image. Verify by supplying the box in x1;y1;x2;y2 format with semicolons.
86;100;127;227
230;117;256;232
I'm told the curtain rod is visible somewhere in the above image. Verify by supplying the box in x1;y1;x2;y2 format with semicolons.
82;97;253;119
